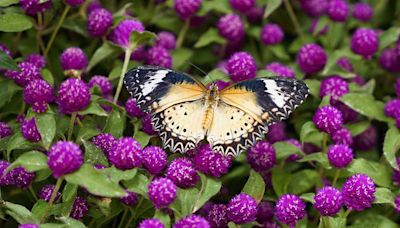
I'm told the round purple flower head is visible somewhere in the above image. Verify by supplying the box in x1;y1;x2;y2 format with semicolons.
341;174;376;211
174;215;210;228
57;78;91;114
395;78;400;97
260;23;284;45
327;144;353;168
0;122;12;139
141;114;157;135
266;122;287;143
156;31;176;50
70;196;89;220
24;79;54;113
313;186;342;216
21;118;41;142
139;219;165;228
320;76;349;102
131;45;147;62
38;184;61;202
337;57;353;72
217;14;244;42
227;193;258;224
121;191;139;206
146;46;172;68
394;195;400;214
60;47;88;71
5;62;42;87
299;0;327;17
87;8;113;37
353;3;373;22
0;160;13;186
265;62;295;78
247;141;276;172
91;133;116;157
286;139;303;162
393;158;400;186
174;0;202;20
194;145;232;177
87;0;102;13
334;102;358;123
20;0;52;16
25;54;46;69
148;177;177;208
327;0;349;22
166;158;199;188
313;106;343;134
226;51;257;82
332;127;353;145
18;224;39;228
108;137;142;170
65;0;84;7
206;204;228;228
275;194;306;227
245;6;263;24
351;28;379;59
385;99;400;118
0;43;11;56
256;201;274;223
48;141;83;178
297;43;327;74
125;98;145;118
10;167;35;189
88;75;113;96
108;19;145;48
142;146;167;175
379;48;400;73
352;126;377;151
229;0;255;13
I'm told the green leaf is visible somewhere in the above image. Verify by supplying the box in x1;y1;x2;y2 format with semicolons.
172;48;193;70
300;121;323;145
0;201;39;224
274;141;303;160
35;110;56;150
347;158;392;187
103;109;126;138
201;69;230;86
170;187;199;219
379;27;400;51
193;173;222;212
0;13;33;32
0;79;21;108
352;214;398;228
31;200;48;221
383;127;400;170
319;217;346;228
264;0;282;18
270;45;291;61
82;140;108;166
298;153;330;169
77;127;100;144
57;217;86;228
62;17;87;37
288;169;318;194
272;167;291;196
78;101;108;117
242;169;265;203
9;151;48;172
198;0;232;15
100;166;137;184
304;79;320;97
0;50;18;70
134;131;152;148
194;28;226;48
300;193;315;203
124;173;150;197
0;0;19;7
64;164;126;197
346;121;370;136
88;41;120;71
129;31;157;47
62;183;78;202
7;132;31;154
373;187;395;205
154;210;171;228
41;68;54;86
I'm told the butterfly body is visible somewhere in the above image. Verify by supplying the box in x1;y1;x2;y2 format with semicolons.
124;66;309;157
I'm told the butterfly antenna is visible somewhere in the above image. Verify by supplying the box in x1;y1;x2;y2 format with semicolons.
189;62;207;76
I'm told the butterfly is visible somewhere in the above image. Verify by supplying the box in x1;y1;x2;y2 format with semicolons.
124;66;309;157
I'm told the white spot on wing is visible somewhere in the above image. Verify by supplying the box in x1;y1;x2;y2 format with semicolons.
141;70;169;97
262;79;287;108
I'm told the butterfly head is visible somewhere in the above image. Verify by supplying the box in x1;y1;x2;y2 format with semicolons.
208;82;220;100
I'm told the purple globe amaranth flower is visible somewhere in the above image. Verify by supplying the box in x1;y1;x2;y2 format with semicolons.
57;78;91;114
145;46;172;68
297;43;327;74
108;137;142;170
379;48;400;73
174;0;202;20
0;43;11;56
23;79;54;113
341;174;376;211
141;114;157;135
87;8;113;37
275;194;306;227
385;99;400;118
229;0;255;13
60;47;88;71
217;14;245;42
155;31;176;50
174;215;210;228
394;195;400;214
166;158;199;188
121;191;139;206
125;98;146;118
70;196;89;220
131;45;147;62
21;118;41;142
18;224;39;228
256;201;274;223
197;201;214;216
142;146;167;175
299;0;327;17
227;193;258;224
86;0;101;14
48;141;83;178
0;160;13;186
331;127;353;146
108;19;145;48
337;57;353;72
88;75;113;96
265;62;295;78
352;3;373;22
38;184;61;202
247;141;276;172
65;0;84;7
327;0;349;22
139;219;165;228
310;19;329;36
206;204;228;228
20;0;52;16
245;6;263;24
351;28;379;59
313;106;344;134
393;158;400;186
194;144;232;177
327;144;353;168
352;126;377;151
5;62;42;87
395;78;400;97
334;101;358;123
320;76;349;103
10;167;35;189
148;177;177;208
91;133;116;157
25;54;46;69
260;23;284;45
226;51;257;82
266;122;287;143
285;139;303;162
313;186;342;216
0;122;12;139
351;74;366;86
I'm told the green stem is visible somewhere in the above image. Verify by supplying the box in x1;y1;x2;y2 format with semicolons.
113;48;133;103
343;209;352;218
321;133;328;152
118;208;129;228
282;0;305;42
176;19;190;48
124;209;134;228
44;5;71;57
67;112;77;141
41;178;63;222
332;169;341;187
29;186;38;201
